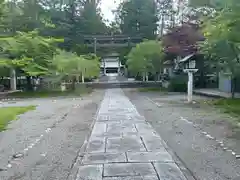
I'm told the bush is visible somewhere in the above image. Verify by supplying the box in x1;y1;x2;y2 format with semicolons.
168;75;188;92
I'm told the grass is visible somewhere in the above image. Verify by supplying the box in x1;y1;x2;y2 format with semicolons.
212;99;240;136
0;106;36;131
201;98;240;128
8;87;93;98
138;87;168;92
213;99;240;117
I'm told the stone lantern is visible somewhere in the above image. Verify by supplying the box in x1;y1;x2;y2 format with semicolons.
180;54;198;103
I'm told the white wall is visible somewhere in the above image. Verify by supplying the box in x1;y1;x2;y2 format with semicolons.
101;57;123;68
219;73;231;93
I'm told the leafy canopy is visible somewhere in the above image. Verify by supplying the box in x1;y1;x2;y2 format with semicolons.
127;40;164;75
115;0;158;39
199;0;240;76
0;31;62;76
52;50;100;80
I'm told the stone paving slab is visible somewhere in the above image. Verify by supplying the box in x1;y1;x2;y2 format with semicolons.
75;89;187;180
86;138;106;153
141;135;165;151
83;153;127;164
107;124;137;135
135;123;158;136
121;118;145;122
98;118;145;123
127;151;173;163
103;163;156;177
154;163;187;180
122;131;139;136
92;123;107;135
106;137;146;153
103;176;159;180
97;115;111;121
107;123;136;129
76;165;103;180
92;132;123;139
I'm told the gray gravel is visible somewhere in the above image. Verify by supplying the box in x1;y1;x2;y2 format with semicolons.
0;90;104;180
125;90;240;180
1;75;240;180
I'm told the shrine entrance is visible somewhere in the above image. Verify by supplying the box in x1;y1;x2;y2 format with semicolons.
83;35;142;76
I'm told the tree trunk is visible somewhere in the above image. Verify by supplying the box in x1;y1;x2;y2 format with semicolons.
26;76;33;91
82;73;85;83
0;77;4;84
71;77;76;91
157;72;161;81
60;0;64;10
146;73;149;82
154;73;158;82
231;76;236;98
142;73;145;81
10;68;17;91
160;15;165;37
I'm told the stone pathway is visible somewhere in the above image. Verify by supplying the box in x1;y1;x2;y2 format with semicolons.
76;89;187;180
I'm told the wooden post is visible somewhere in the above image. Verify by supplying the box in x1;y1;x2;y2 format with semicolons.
10;68;17;91
94;38;97;55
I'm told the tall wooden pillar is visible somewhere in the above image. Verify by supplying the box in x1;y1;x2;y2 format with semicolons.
10;68;17;91
94;38;97;54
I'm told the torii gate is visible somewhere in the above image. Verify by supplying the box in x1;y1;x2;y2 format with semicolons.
83;35;143;75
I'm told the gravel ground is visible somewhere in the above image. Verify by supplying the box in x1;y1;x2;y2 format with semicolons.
1;75;240;180
124;90;240;180
138;91;240;155
0;90;104;180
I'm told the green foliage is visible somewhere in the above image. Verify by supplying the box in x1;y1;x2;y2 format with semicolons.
80;0;108;35
0;0;5;19
168;75;188;92
198;0;240;97
189;0;212;7
199;0;240;74
138;87;167;92
0;31;61;76
189;0;226;8
0;0;108;53
116;0;158;39
127;40;164;76
52;50;100;81
0;0;104;90
0;66;9;78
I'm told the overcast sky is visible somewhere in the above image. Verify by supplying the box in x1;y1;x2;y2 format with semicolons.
100;0;121;23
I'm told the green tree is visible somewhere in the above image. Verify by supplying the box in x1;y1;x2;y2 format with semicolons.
108;21;121;35
1;0;108;52
0;31;62;90
157;0;175;35
115;0;158;39
127;40;164;81
79;0;107;35
45;0;108;51
199;0;240;98
52;50;100;89
0;31;61;75
2;0;48;34
189;0;225;8
0;0;105;91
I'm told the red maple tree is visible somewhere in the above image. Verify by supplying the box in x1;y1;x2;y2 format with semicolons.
162;23;204;57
